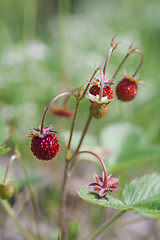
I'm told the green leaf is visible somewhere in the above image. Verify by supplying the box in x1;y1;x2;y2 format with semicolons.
78;188;126;210
100;123;160;171
68;221;79;240
123;173;160;216
0;146;10;155
0;119;9;145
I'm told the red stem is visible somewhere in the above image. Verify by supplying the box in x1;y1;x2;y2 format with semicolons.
76;151;108;188
40;92;77;134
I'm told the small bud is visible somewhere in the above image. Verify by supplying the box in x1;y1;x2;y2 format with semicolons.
89;102;108;119
0;183;14;200
77;86;84;99
66;149;73;161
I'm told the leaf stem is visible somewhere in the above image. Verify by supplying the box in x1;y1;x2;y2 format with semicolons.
90;210;126;240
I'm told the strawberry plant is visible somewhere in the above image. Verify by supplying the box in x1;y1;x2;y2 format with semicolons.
0;35;160;240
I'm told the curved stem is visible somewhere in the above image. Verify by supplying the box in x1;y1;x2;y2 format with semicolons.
3;154;17;184
40;92;77;134
112;45;144;79
132;49;144;77
62;88;80;107
76;151;108;188
112;52;130;79
90;210;126;240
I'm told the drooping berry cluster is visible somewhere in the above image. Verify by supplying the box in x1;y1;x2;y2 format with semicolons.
31;134;59;160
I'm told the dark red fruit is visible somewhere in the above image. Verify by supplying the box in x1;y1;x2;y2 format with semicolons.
89;85;113;100
116;78;137;101
31;134;60;160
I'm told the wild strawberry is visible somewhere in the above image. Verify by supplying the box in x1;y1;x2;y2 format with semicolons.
116;78;137;101
89;85;113;100
28;125;60;161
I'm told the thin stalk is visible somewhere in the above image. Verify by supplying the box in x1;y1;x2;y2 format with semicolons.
132;49;144;77
81;67;101;100
3;154;16;184
75;151;108;188
0;200;34;240
112;46;144;79
67;98;80;150
69;113;92;169
17;153;42;240
40;92;77;134
112;53;130;79
59;161;70;240
90;210;126;240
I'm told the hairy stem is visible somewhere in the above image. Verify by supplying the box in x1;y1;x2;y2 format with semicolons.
90;210;126;240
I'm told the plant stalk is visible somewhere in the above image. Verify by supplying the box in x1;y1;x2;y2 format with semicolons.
90;210;126;240
69;113;92;169
17;152;42;240
40;92;77;134
0;200;34;240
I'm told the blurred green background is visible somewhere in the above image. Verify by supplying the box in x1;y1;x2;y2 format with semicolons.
0;0;160;238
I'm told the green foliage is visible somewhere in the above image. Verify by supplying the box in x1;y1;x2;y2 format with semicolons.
100;123;160;171
78;188;126;210
0;146;10;155
79;173;160;218
123;173;160;216
68;221;79;240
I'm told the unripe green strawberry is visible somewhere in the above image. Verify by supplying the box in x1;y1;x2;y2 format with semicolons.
0;183;14;200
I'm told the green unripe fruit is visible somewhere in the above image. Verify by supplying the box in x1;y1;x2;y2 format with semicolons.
0;183;14;200
89;102;108;119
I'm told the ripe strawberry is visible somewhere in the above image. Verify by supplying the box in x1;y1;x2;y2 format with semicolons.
28;125;60;161
31;134;59;160
89;85;113;100
116;78;137;101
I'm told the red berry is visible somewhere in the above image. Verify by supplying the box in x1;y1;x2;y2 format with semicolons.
31;134;60;160
116;78;137;101
89;85;113;100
